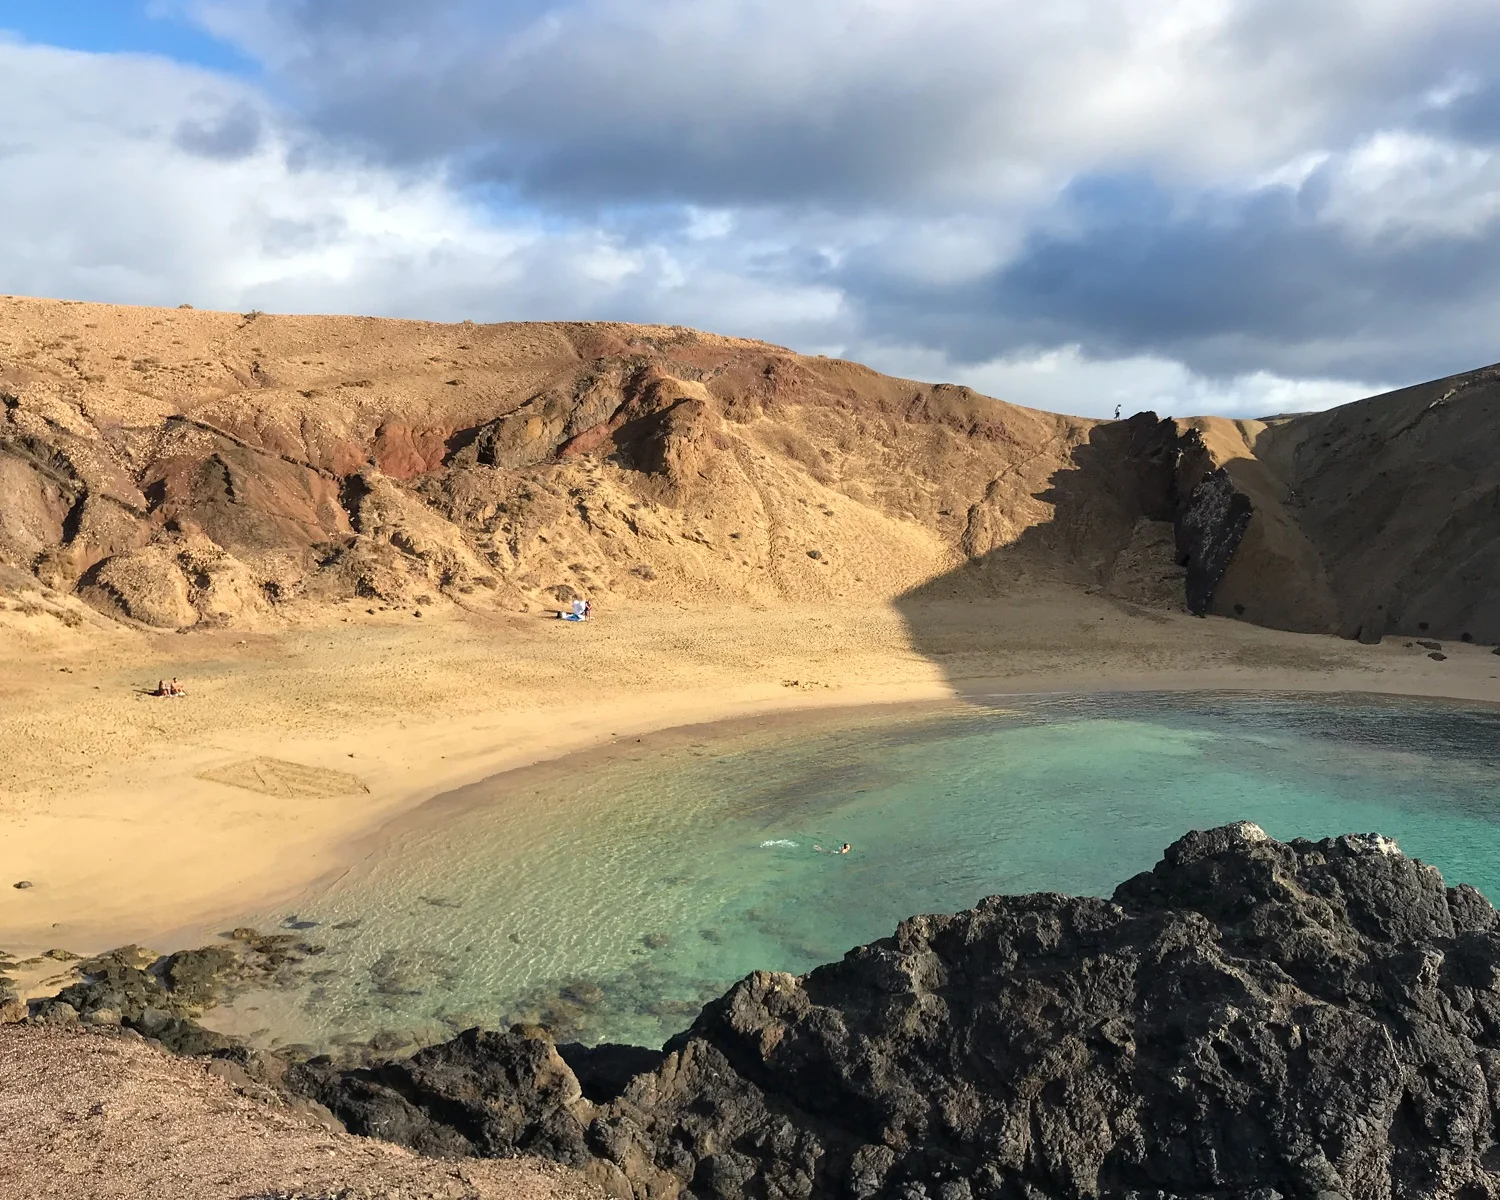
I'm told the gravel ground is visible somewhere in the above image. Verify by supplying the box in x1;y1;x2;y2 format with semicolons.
0;1024;598;1200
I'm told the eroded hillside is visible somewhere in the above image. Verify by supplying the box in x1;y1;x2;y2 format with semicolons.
0;297;1178;631
0;295;1494;643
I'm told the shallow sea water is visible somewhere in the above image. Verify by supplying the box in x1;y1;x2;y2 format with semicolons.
205;692;1500;1053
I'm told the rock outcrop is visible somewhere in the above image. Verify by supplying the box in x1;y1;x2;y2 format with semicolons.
14;930;323;1055
1173;465;1254;616
296;824;1500;1200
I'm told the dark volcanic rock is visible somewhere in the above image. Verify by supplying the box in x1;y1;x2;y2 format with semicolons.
1174;464;1254;616
294;823;1500;1199
27;930;321;1052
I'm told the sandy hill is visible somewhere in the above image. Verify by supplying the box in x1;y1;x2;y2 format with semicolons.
0;295;1494;643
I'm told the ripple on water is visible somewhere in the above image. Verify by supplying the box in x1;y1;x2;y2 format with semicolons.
201;693;1500;1054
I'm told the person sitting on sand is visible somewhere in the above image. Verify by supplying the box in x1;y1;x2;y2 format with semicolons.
169;677;185;697
155;679;169;697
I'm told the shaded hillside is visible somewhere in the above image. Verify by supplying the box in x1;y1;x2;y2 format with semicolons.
1249;366;1500;643
1160;364;1500;644
0;294;1495;642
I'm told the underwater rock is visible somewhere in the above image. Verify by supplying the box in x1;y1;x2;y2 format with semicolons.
368;948;454;997
560;981;606;1008
297;823;1500;1200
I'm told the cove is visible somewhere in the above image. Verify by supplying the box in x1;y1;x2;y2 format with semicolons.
203;692;1500;1055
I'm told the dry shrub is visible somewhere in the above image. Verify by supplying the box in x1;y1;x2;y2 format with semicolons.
51;607;84;629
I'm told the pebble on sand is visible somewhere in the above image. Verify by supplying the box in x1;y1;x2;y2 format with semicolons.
13;881;32;890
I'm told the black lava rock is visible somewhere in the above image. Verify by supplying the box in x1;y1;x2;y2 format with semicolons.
296;824;1500;1199
1175;467;1254;616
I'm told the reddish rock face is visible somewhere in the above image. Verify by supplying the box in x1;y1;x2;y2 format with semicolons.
372;424;451;481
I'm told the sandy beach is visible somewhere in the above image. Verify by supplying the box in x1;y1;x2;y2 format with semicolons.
4;585;1498;961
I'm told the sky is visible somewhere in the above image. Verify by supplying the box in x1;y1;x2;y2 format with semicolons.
4;2;1500;418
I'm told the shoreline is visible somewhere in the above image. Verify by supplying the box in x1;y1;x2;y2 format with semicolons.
3;592;1499;959
209;679;1500;940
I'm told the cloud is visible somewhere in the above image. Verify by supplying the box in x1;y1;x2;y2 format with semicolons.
175;0;1500;209
853;342;1385;421
832;153;1500;384
173;99;264;160
0;39;847;343
8;3;1500;421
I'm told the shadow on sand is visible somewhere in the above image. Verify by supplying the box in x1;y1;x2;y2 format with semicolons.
891;414;1201;710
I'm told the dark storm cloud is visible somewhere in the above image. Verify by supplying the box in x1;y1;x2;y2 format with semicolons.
837;174;1500;384
185;0;1500;208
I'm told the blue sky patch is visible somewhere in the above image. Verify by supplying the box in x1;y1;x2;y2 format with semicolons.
0;1;254;73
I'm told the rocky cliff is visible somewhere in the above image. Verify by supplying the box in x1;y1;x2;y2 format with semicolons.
292;824;1500;1200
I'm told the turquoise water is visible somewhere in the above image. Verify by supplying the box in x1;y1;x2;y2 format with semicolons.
205;693;1500;1054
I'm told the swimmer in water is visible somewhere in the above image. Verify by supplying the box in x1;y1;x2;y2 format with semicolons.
839;843;851;854
813;842;853;855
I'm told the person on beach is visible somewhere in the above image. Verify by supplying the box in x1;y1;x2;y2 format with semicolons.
155;679;168;697
170;677;185;696
583;598;593;620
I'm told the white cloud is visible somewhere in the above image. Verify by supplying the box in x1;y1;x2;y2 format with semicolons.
852;342;1384;420
176;0;1500;208
0;40;707;324
1310;131;1500;241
